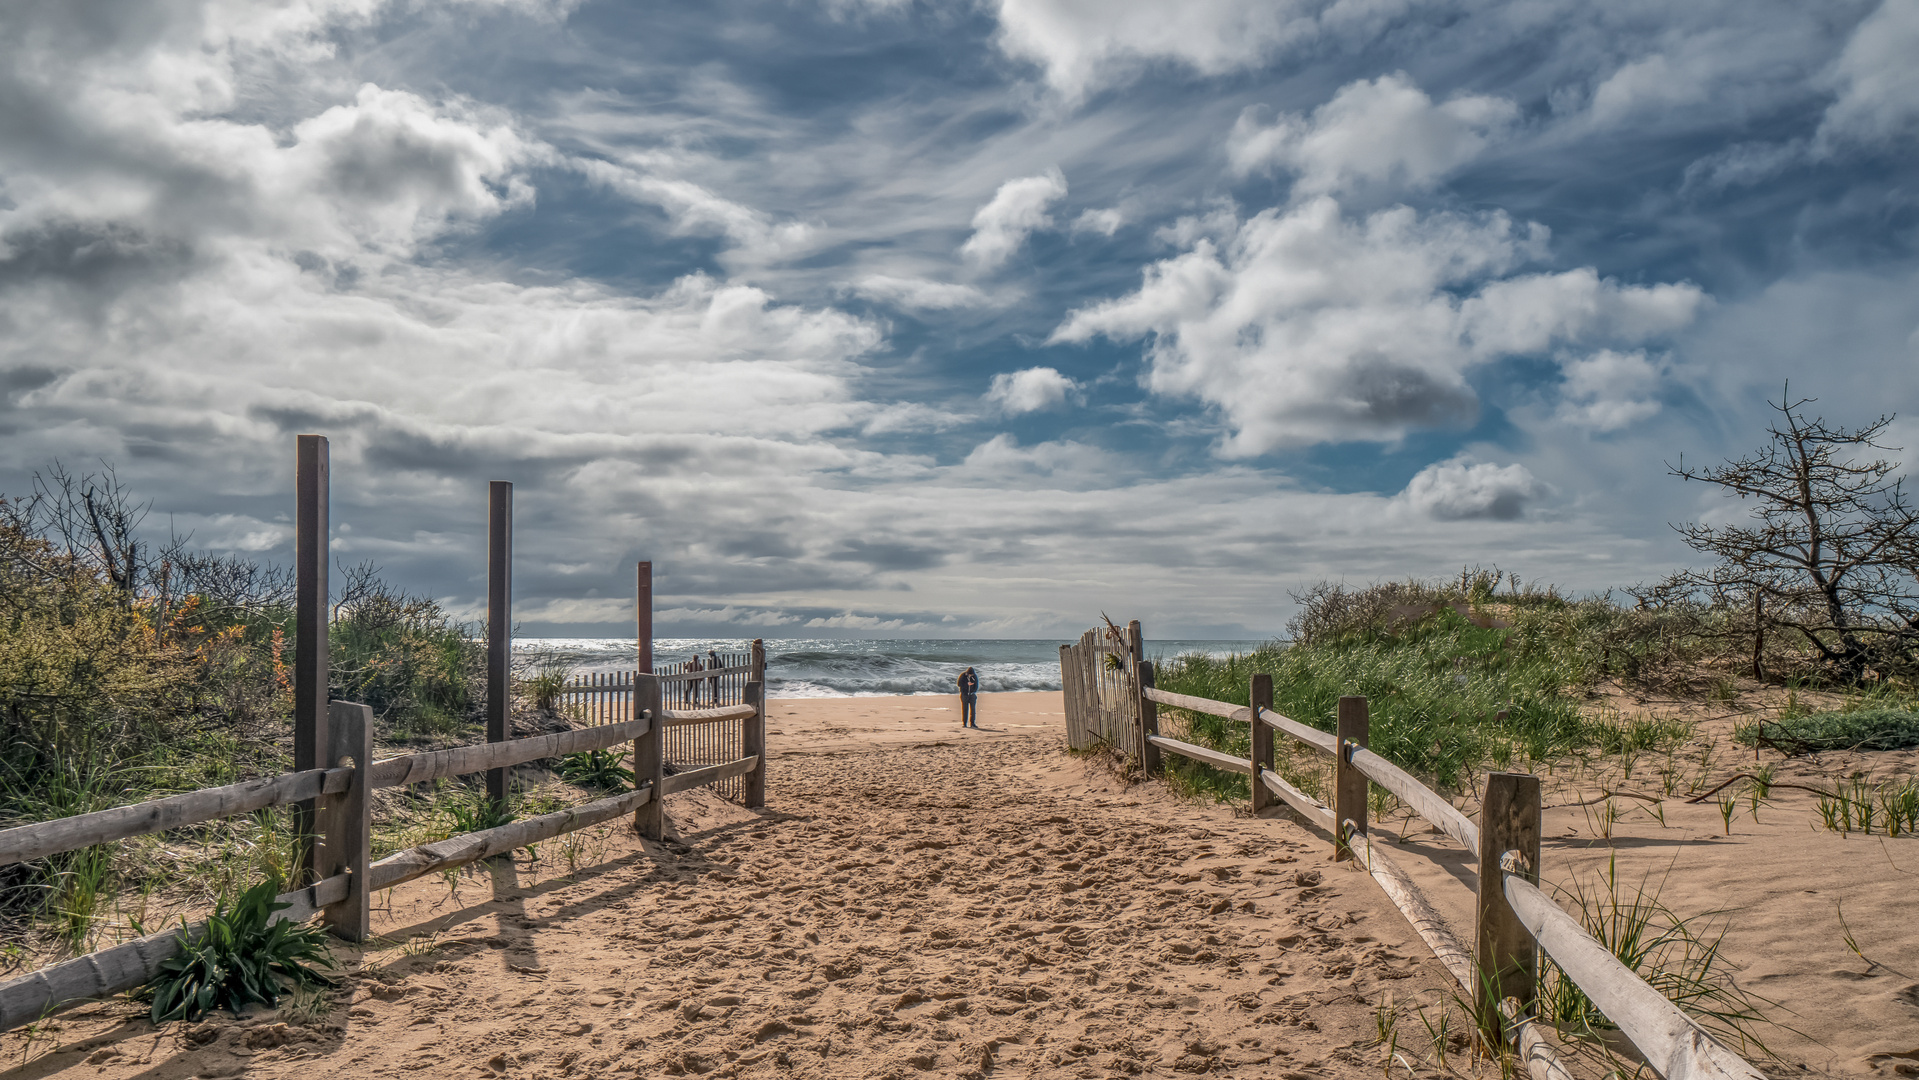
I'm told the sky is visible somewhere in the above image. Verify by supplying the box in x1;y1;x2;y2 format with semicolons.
2;0;1917;639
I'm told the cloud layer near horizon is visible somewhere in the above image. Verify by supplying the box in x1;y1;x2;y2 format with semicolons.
1;0;1916;638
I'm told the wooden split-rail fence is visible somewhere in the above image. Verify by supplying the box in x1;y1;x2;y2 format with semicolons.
1061;621;1766;1080
0;436;769;1033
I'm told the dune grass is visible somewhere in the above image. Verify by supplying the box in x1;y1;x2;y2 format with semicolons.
1154;606;1688;806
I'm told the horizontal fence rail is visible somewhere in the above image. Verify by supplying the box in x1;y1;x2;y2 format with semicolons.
369;785;659;893
1116;641;1766;1080
0;873;351;1033
368;714;653;790
1502;868;1766;1080
0;768;353;868
1145;734;1251;774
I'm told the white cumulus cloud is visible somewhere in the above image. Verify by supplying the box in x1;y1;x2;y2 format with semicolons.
1051;197;1706;455
1399;456;1549;521
985;367;1079;414
960;168;1069;269
992;0;1313;101
1555;349;1665;432
1228;73;1518;196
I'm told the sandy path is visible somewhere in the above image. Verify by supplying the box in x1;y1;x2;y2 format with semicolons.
2;694;1467;1080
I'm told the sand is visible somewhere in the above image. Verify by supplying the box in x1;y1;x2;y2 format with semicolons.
2;691;1913;1078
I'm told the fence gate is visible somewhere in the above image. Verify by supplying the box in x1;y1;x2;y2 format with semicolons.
1059;622;1141;754
560;640;767;803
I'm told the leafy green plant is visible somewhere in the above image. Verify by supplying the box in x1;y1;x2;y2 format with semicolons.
1737;707;1919;753
555;748;633;792
140;878;337;1023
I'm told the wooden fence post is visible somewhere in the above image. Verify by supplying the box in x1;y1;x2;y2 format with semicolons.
743;639;767;808
293;434;329;886
1476;771;1541;1040
321;701;372;941
1333;695;1369;861
486;481;512;809
634;669;665;839
1249;674;1274;814
636;561;652;675
1137;660;1162;777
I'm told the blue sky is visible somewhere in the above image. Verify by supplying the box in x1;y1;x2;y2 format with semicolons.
2;0;1916;638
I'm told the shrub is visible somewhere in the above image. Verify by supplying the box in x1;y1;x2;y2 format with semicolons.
141;877;338;1023
1737;707;1919;753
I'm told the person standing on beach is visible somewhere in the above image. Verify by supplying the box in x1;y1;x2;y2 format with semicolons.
957;666;979;728
707;648;721;705
687;654;704;706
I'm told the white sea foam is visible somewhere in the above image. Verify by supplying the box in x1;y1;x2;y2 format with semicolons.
512;637;1268;698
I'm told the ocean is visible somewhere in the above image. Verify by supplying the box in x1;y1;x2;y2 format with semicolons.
514;637;1271;699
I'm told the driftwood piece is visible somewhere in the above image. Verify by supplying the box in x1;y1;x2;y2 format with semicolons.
0;767;352;867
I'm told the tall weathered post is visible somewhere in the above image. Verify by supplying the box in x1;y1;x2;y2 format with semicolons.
633;561;665;838
1249;674;1274;814
486;481;512;809
1333;695;1370;861
1126;620;1145;759
637;560;653;676
743;639;767;808
1476;771;1541;1041
293;435;329;885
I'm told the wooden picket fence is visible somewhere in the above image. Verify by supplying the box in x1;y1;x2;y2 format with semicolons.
0;435;769;1033
559;644;766;803
1058;625;1138;757
1065;623;1766;1080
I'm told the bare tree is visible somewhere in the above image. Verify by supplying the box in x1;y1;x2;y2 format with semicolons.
24;462;153;605
1669;388;1919;678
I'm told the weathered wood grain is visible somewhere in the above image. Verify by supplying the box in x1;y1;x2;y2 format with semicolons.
320;701;371;942
1477;772;1540;1033
366;714;652;790
0;767;352;867
1249;674;1275;815
660;755;760;796
1345;830;1576;1080
1146;735;1251;774
657;703;757;724
1333;696;1369;862
1258;769;1332;830
1503;871;1766;1080
1349;746;1481;854
369;785;657;893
